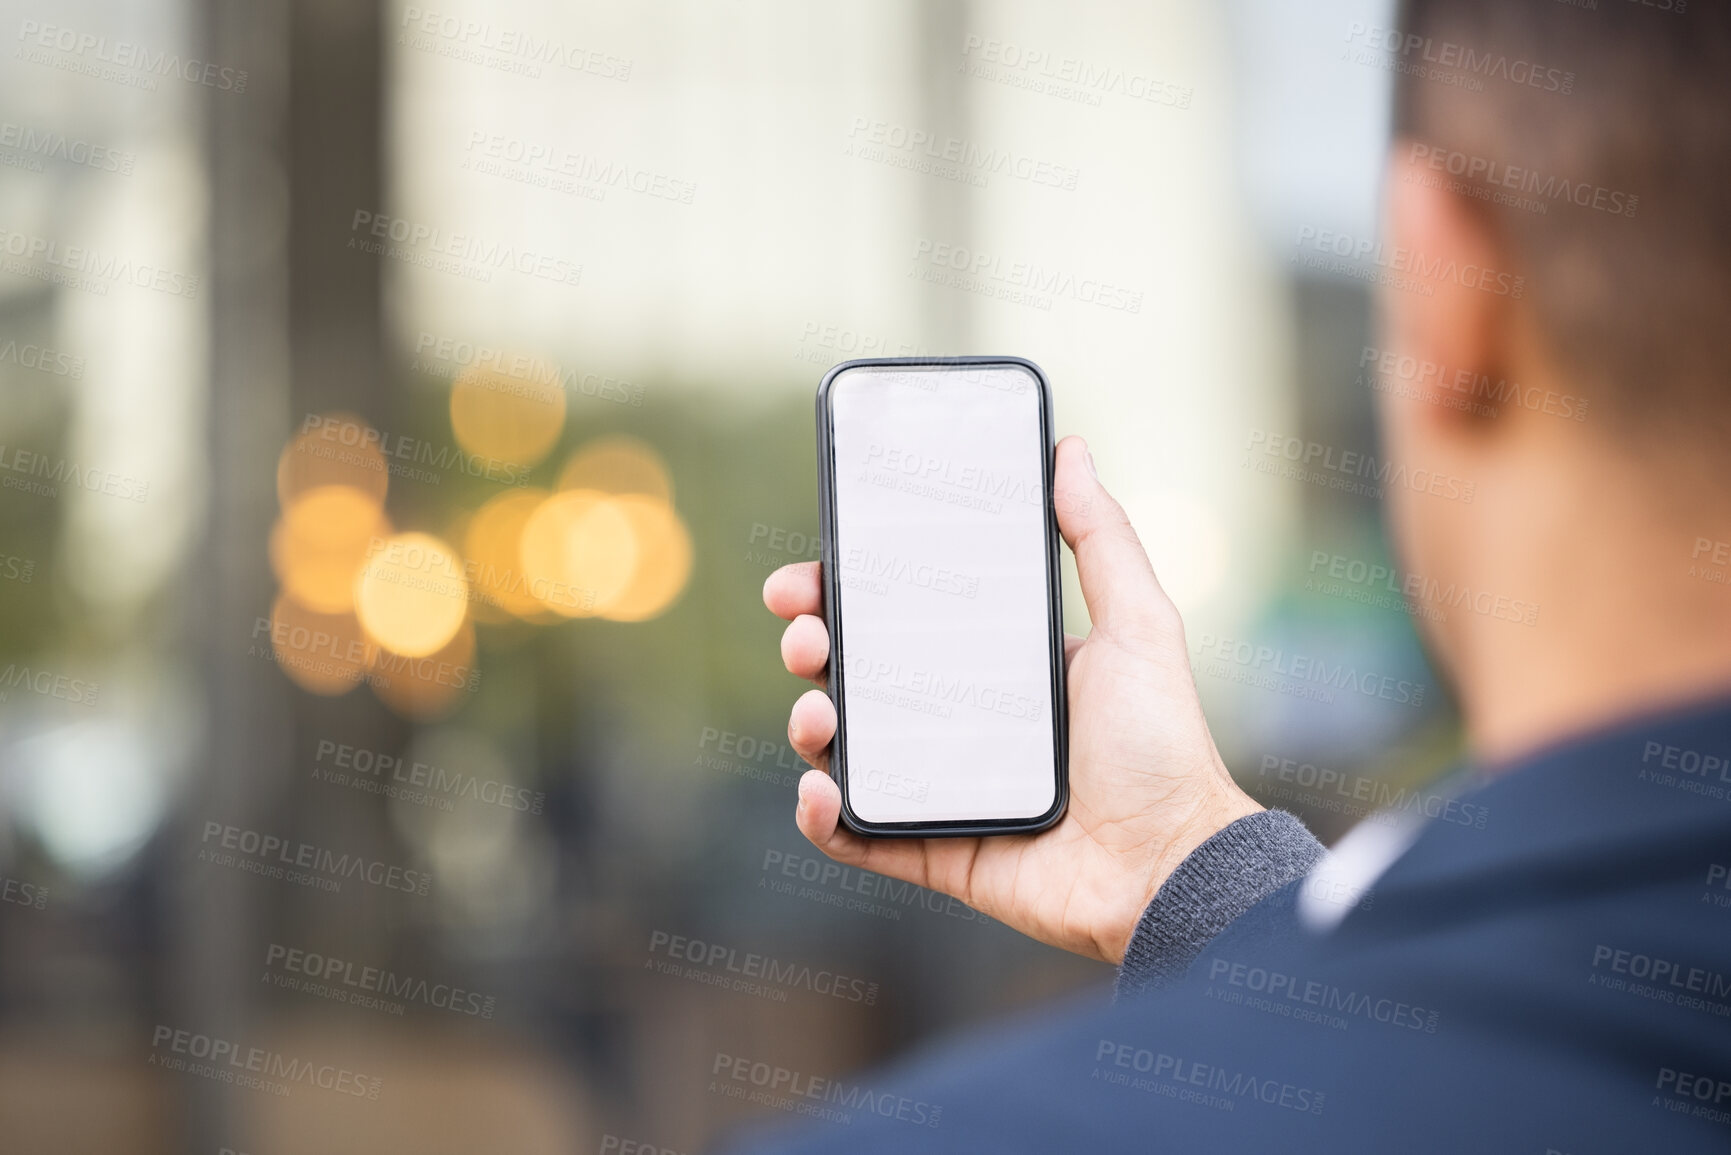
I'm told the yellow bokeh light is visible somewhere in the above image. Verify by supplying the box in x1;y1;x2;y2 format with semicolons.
354;532;470;657
601;496;693;622
277;412;389;509
267;593;369;696
370;618;476;720
450;367;567;468
518;490;639;617
269;485;391;613
557;434;673;504
463;487;556;622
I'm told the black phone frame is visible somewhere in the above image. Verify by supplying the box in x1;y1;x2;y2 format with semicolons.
814;355;1070;839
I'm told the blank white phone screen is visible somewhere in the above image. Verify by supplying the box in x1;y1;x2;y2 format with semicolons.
828;363;1059;825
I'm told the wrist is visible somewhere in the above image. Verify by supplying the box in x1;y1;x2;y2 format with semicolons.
1102;780;1264;964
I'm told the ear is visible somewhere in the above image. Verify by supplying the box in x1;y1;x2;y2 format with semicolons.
1377;139;1517;436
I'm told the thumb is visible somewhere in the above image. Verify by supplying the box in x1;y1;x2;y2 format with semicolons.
1052;436;1173;639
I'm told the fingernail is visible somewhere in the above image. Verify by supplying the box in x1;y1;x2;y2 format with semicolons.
1086;449;1098;479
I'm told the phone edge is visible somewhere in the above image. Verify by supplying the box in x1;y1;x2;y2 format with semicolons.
815;355;1070;840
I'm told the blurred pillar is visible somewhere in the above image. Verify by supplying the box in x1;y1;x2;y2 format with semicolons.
178;0;292;1149
178;0;386;1148
289;0;387;414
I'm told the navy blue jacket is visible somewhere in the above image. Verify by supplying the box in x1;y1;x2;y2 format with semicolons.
725;697;1731;1153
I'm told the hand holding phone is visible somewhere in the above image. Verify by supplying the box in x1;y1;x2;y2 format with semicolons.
765;409;1263;964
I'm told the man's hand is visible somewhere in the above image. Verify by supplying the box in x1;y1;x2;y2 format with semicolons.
762;435;1261;964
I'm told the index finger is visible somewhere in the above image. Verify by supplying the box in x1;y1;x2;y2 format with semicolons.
763;561;823;621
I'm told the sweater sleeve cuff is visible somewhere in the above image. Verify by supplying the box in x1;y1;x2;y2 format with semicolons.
1115;809;1324;999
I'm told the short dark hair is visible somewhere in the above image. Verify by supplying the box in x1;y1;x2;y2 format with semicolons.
1394;0;1731;445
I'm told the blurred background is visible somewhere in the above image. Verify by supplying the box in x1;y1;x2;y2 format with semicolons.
0;0;1463;1150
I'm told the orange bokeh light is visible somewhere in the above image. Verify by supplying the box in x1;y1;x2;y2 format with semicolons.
600;496;693;622
450;367;567;468
369;618;477;719
277;412;389;509
354;532;470;657
269;484;391;613
462;487;556;623
266;592;370;696
557;434;673;504
518;490;639;617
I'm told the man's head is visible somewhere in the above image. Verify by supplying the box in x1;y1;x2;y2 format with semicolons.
1373;1;1731;759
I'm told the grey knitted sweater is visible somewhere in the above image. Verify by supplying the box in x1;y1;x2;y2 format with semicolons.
1115;809;1324;998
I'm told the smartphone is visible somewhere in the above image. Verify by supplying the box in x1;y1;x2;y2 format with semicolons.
815;356;1068;838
